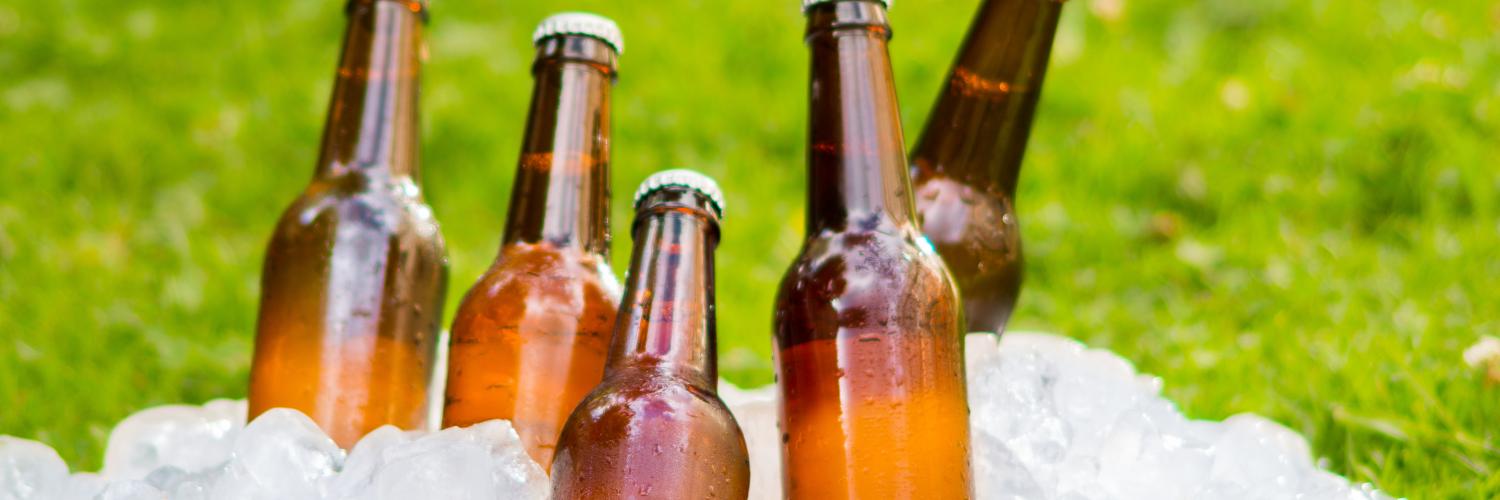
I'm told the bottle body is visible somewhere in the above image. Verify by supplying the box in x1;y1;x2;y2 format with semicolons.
441;25;621;471
775;2;972;498
911;0;1064;335
442;242;619;467
247;0;446;448
774;231;970;499
552;177;749;499
250;179;447;447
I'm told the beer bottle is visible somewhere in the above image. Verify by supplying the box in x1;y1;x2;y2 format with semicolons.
910;0;1064;335
552;170;750;499
774;0;972;497
441;13;624;471
248;0;448;448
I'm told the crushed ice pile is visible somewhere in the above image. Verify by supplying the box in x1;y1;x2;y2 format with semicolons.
0;402;548;500
0;333;1395;500
726;333;1394;500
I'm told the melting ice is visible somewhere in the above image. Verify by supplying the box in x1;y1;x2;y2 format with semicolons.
0;333;1394;499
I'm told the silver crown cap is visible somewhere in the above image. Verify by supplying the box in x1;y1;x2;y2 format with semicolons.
633;169;726;219
532;12;624;54
803;0;891;12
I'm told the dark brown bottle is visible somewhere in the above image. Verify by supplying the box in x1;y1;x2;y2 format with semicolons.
910;0;1063;335
441;13;623;472
248;0;447;448
773;0;972;498
552;170;750;499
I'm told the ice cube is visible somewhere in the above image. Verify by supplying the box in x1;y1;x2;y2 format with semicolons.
1209;414;1315;496
46;473;108;500
0;437;68;500
720;381;781;500
1096;406;1213;500
965;331;1004;366
465;421;551;499
102;398;246;480
143;465;187;490
969;341;1070;467
161;465;225;500
1053;349;1153;450
325;425;410;498
1052;454;1109;500
94;480;161;499
1295;469;1361;499
369;427;500;499
971;431;1044;500
359;421;548;500
210;408;343;500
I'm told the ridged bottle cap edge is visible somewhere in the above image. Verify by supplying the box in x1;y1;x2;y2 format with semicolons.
633;169;726;219
532;12;624;54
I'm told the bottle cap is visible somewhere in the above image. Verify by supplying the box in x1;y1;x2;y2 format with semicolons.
802;0;891;13
633;169;726;219
532;12;624;54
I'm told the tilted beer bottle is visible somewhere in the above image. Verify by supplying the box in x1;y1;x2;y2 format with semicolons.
248;0;448;448
774;0;972;497
441;13;624;471
910;0;1064;335
552;170;750;499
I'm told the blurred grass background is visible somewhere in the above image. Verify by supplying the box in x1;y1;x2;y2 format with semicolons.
1;0;1497;496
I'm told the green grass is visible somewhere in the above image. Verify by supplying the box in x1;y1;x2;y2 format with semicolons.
1;0;1496;496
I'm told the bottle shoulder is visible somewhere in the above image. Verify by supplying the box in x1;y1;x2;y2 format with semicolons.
555;372;749;488
460;242;622;304
774;228;962;339
574;370;737;425
273;177;443;241
780;228;952;289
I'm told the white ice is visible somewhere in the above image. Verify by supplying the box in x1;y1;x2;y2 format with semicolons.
718;332;1396;500
1;332;1394;500
2;406;547;499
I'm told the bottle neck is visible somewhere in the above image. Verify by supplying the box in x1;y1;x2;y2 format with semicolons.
803;2;917;235
314;0;426;181
910;0;1063;195
501;37;617;255
606;191;721;389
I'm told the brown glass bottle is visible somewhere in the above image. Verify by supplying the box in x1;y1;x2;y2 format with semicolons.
773;1;972;498
248;0;447;448
441;13;623;471
552;171;750;499
910;0;1063;335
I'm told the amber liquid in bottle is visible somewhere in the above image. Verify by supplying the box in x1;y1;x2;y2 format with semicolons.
552;183;750;499
910;0;1063;335
441;33;621;471
248;0;448;448
773;2;972;498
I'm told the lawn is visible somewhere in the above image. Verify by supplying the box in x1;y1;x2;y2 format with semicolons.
1;0;1496;496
